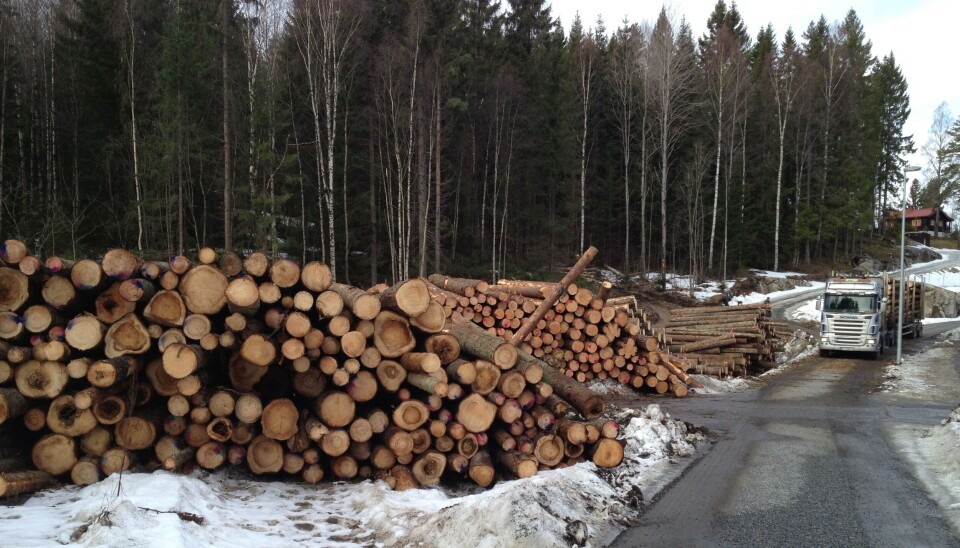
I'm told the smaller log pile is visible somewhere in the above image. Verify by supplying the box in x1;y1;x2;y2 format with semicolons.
425;269;695;396
0;239;624;499
663;303;789;377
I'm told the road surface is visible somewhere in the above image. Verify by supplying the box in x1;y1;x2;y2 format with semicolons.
610;335;960;547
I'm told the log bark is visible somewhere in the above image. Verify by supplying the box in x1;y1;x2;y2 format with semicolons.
329;283;380;320
0;470;56;498
0;268;28;313
445;322;517;370
468;450;495;487
0;388;29;425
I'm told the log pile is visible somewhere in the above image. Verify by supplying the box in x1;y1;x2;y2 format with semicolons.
663;303;789;377
426;270;696;396
0;239;624;497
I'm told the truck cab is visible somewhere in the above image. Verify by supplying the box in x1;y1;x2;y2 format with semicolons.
817;277;886;358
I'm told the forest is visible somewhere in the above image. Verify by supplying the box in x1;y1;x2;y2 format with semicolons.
0;0;945;287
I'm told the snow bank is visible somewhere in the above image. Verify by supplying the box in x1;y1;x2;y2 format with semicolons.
0;406;705;548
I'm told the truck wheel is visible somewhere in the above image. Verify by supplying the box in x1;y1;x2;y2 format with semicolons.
819;349;828;358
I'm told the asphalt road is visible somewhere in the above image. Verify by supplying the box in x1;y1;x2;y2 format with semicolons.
610;333;960;547
609;249;960;547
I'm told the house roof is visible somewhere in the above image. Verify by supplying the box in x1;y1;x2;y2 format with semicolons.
888;207;954;221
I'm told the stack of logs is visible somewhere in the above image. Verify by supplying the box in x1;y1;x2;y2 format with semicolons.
663;303;790;377
0;239;624;498
425;272;697;397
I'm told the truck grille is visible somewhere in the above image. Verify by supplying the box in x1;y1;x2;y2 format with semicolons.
829;318;869;345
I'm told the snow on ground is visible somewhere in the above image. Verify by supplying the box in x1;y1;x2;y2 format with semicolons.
688;375;756;394
920;266;960;292
880;329;960;400
788;298;820;324
730;282;825;306
0;405;704;548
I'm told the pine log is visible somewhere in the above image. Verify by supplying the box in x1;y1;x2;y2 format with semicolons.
424;333;460;365
508;247;598;347
175;265;226;315
346;370;378;403
314;391;355;428
99;447;133;476
144;290;187;327
315;290;344;318
41;276;77;311
247;434;284;474
239;334;277;367
373;311;416;358
0;268;28;313
456;393;497;433
92;283;136;325
498;450;538;479
92;396;127;425
410;301;446;333
47;395;97;437
0;240;28;264
468;450;495;487
32;433;77;475
520;350;605;420
101;249;143;280
261;398;299;441
329;283;381;320
445;359;476;385
15;360;68;399
411;451;446;486
0;312;24;341
445;322;517;370
393;400;430;431
115;416;157;450
71;259;107;291
103;313;151;358
225;276;261;316
470;360;501;395
65;313;105;351
162;343;206;379
0;388;29;425
243;252;269;277
320;430;350;457
300;261;333;292
533;434;564;466
376;360;407;392
269;258;301;288
427;274;485;298
379;279;431;318
0;470;57;498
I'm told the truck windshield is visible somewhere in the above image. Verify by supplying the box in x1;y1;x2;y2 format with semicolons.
824;294;876;313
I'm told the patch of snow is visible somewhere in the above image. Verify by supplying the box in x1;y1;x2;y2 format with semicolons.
689;375;755;394
0;406;705;548
586;379;634;397
880;328;960;399
749;269;808;279
731;282;825;306
923;317;960;325
788;298;820;324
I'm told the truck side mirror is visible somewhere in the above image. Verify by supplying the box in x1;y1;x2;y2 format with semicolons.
815;299;822;311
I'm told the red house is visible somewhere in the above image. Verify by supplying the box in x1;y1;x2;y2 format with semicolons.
885;207;954;238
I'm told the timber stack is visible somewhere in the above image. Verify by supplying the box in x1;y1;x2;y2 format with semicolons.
662;303;789;377
0;239;624;498
425;251;696;397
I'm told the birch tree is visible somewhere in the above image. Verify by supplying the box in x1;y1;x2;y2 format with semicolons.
647;9;698;274
292;0;363;278
571;17;598;253
608;19;642;271
771;29;801;271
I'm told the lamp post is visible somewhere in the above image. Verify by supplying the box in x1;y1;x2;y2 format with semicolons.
897;165;922;365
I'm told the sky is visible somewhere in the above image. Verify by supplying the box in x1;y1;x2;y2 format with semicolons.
548;0;960;183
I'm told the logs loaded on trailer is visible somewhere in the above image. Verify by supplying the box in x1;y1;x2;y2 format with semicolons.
662;303;789;377
0;239;624;498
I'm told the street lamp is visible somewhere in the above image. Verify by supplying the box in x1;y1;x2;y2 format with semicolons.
897;164;922;365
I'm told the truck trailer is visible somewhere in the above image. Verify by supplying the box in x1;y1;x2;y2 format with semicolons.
816;274;924;359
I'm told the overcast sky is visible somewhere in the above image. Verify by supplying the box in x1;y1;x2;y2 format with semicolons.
549;0;958;180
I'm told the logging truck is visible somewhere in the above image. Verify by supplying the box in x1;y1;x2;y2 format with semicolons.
816;274;924;359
